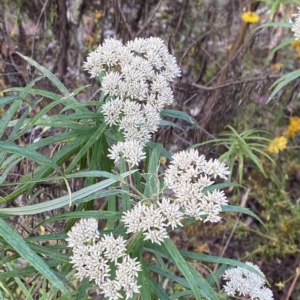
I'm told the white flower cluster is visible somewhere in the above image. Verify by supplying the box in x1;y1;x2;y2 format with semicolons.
121;198;184;245
121;150;229;244
84;37;181;166
222;262;273;300
165;149;229;223
292;8;300;39
66;219;141;300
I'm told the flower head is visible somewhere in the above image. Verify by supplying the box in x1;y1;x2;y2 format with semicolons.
84;37;181;167
222;262;273;300
266;136;287;154
241;11;260;23
67;219;141;299
121;150;229;245
121;202;170;244
66;218;99;248
286;116;300;138
108;140;146;167
291;39;300;50
164;149;229;223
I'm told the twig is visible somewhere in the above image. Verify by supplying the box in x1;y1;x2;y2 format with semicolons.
30;0;50;59
173;0;188;38
213;189;250;273
179;31;212;66
116;0;133;39
285;267;300;300
128;172;146;200
197;1;260;134
88;87;102;101
135;0;164;37
191;74;281;91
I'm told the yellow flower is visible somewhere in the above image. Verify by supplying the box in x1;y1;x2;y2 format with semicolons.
86;34;96;45
286;116;300;138
266;136;287;153
291;40;300;51
270;63;283;71
94;10;104;20
241;12;260;23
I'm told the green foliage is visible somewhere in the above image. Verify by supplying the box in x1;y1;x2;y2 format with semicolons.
0;52;269;299
268;68;300;102
258;0;299;19
254;20;298;103
192;125;274;184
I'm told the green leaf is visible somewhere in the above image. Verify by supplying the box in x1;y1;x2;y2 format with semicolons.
164;238;202;300
161;109;197;126
0;218;68;294
264;37;295;65
221;205;266;228
142;265;169;300
66;123;107;172
0;142;63;175
0;171;134;215
185;264;220;300
138;263;154;300
159;120;185;131
268;69;300;103
6;262;34;300
144;143;162;199
0;78;39;138
180;250;267;280
0;95;20;106
28;244;69;262
8;107;29;141
0;98;22;139
202;182;240;193
144;261;190;289
37;210;122;227
76;278;89;300
254;21;293;30
206;264;227;288
16;53;85;112
0;259;66;280
2;131;94;203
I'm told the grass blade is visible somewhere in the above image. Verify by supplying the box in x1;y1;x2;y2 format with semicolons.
0;218;69;294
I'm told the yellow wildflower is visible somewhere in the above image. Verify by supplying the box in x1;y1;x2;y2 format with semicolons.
94;10;104;20
270;63;283;71
241;12;260;23
291;40;300;51
86;34;96;45
266;136;287;153
286;116;300;138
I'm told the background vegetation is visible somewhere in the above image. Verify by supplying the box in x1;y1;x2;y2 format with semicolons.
1;0;300;299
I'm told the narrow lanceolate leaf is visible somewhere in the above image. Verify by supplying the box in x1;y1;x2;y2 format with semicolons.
0;218;68;294
0;142;62;175
138;263;153;300
164;238;202;300
16;53;76;103
0;171;134;215
144;143;162;199
161;109;197;126
268;68;300;103
179;251;266;280
221;205;266;228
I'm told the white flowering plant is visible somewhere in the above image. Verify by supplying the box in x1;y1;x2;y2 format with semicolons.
0;37;273;299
